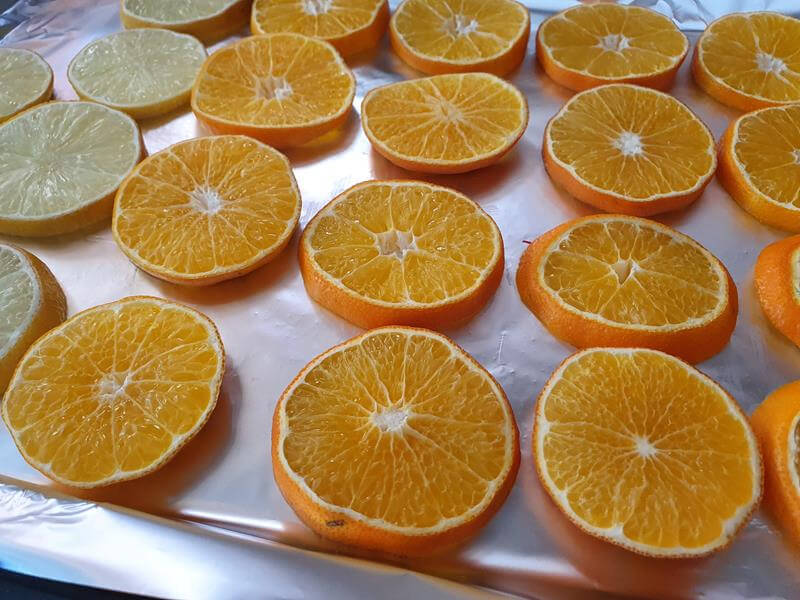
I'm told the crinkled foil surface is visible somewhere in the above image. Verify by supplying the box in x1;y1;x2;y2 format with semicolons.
2;1;800;598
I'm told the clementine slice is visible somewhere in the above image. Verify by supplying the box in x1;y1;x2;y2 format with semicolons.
191;33;355;148
2;296;225;488
754;235;800;348
120;0;250;44
535;348;762;557
361;72;528;174
113;135;301;285
0;48;53;123
544;84;716;216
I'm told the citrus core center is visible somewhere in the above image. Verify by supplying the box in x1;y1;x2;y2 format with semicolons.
793;149;800;165
444;14;479;37
256;76;293;101
302;0;332;15
635;436;658;458
614;131;643;156
611;259;634;284
377;230;415;259
600;34;630;52
98;373;127;400
756;52;786;75
372;408;409;433
189;185;223;214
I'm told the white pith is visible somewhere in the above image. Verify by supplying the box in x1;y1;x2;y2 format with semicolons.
789;412;800;495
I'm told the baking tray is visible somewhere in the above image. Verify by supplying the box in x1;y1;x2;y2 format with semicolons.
1;1;800;598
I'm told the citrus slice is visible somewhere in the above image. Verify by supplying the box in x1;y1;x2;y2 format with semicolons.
273;326;519;555
754;235;800;347
389;0;530;76
113;135;301;286
0;101;143;237
251;0;389;57
0;244;66;394
751;381;800;544
536;4;688;92
0;48;53;123
361;73;527;174
693;12;800;112
543;84;716;216
67;29;206;120
192;34;355;148
1;296;225;488
535;347;762;557
719;104;800;232
120;0;250;43
516;215;737;364
300;180;503;329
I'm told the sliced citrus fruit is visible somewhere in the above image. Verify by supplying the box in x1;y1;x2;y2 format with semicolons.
1;296;224;488
389;0;529;76
0;244;66;394
719;104;800;232
273;326;519;555
535;347;762;557
751;381;800;545
300;180;503;329
544;84;716;216
113;135;301;286
516;215;737;364
536;4;688;92
0;101;143;237
693;12;800;112
361;73;527;174
67;29;206;120
754;235;800;347
251;0;389;57
0;48;53;123
192;33;355;148
120;0;250;43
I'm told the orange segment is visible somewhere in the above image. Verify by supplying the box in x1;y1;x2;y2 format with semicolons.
361;72;528;174
113;135;301;285
300;180;503;329
516;215;737;363
191;34;355;147
534;348;762;557
543;84;716;216
272;326;519;555
389;0;529;76
1;296;224;488
536;4;688;92
251;0;389;57
693;12;800;111
754;234;800;348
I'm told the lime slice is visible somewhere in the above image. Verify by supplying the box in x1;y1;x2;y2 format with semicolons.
0;48;53;123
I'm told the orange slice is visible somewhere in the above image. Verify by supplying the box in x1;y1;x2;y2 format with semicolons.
535;347;762;557
543;84;716;216
516;215;737;364
0;48;53;123
251;0;389;57
361;72;528;174
191;34;355;148
272;326;519;555
299;180;503;329
389;0;529;76
120;0;250;44
754;234;800;348
113;135;301;286
536;4;688;92
719;104;800;232
2;296;224;488
751;381;800;545
693;12;800;112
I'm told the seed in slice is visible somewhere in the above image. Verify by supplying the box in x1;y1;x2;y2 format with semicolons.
120;0;250;44
0;101;143;237
300;180;503;329
192;34;355;148
0;48;53;123
0;244;66;394
536;4;688;92
67;29;206;120
362;73;527;174
517;215;737;364
251;0;389;57
693;12;800;112
113;135;301;286
2;296;224;488
754;235;800;348
535;347;762;557
389;0;529;76
543;84;716;216
718;105;800;232
273;326;519;555
751;381;800;545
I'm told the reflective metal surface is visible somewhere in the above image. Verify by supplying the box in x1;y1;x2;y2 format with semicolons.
1;1;800;598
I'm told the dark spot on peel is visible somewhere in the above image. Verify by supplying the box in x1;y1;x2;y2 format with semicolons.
326;519;345;527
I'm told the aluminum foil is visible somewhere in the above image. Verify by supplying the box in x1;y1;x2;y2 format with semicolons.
2;1;800;598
